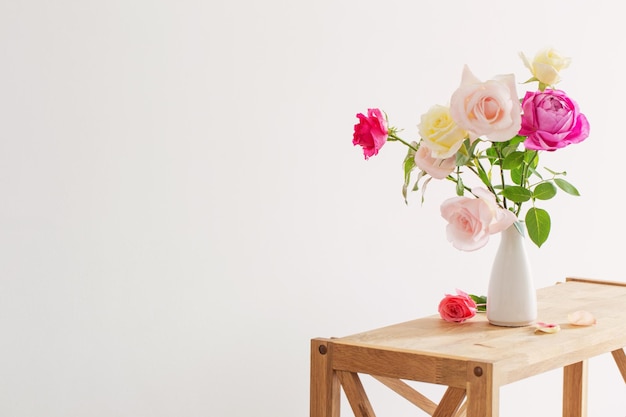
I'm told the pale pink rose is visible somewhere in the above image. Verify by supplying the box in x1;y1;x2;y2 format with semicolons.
472;187;517;234
568;310;596;326
450;66;522;142
413;145;456;179
438;289;477;323
440;187;517;251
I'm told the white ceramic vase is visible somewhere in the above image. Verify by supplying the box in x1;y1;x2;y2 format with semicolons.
486;223;537;327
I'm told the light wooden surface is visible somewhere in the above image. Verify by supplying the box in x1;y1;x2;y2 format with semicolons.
310;278;626;417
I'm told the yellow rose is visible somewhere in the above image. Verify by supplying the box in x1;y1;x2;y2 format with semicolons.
520;48;571;86
418;105;467;159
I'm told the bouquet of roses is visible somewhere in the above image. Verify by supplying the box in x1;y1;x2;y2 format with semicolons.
352;48;590;249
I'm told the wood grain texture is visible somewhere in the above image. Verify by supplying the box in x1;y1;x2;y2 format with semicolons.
563;360;587;417
611;348;626;383
310;339;340;417
370;375;437;414
466;362;497;417
433;386;466;417
337;280;626;386
310;279;626;417
337;371;376;417
332;342;467;387
566;276;626;287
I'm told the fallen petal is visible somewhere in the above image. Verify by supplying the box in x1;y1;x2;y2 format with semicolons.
568;310;596;326
535;322;561;334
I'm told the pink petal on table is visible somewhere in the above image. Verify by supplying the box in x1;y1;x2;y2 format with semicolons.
535;322;561;334
568;310;596;326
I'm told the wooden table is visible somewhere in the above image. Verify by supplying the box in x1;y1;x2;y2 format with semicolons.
310;278;626;417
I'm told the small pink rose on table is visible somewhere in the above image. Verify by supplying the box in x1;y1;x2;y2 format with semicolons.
353;108;388;159
438;289;477;323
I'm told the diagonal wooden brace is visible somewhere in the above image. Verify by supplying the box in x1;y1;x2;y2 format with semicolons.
337;371;376;417
611;348;626;383
434;387;467;417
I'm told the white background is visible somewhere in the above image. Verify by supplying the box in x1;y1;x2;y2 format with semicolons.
1;0;624;416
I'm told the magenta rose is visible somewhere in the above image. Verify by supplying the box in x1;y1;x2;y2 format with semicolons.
519;89;590;151
353;108;388;159
438;289;477;323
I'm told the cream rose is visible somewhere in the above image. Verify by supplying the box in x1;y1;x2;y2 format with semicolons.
449;66;521;143
520;48;571;86
418;105;467;159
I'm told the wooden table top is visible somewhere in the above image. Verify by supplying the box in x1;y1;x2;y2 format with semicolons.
334;278;626;385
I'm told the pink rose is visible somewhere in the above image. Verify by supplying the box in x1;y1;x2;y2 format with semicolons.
440;187;517;251
519;89;590;151
414;145;456;179
353;108;388;159
438;289;477;323
450;66;522;142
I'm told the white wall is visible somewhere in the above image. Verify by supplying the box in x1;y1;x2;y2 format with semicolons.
1;0;624;416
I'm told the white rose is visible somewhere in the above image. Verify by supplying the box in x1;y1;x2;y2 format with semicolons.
520;48;571;86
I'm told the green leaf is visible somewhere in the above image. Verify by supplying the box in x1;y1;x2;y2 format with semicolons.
502;151;525;170
527;164;542;180
545;167;565;176
469;294;487;312
509;135;526;147
501;186;532;203
419;176;432;204
456;175;464;196
456;148;469;166
475;164;491;190
554;178;580;196
510;166;522;185
501;136;524;156
524;150;539;169
402;145;417;204
522;76;539;84
466;138;481;155
525;207;551;248
533;182;557;200
456;139;475;166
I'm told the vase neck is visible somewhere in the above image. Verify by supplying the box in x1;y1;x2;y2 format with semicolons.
498;223;526;250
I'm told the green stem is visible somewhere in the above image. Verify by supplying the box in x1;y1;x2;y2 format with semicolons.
388;132;418;152
494;147;508;209
445;174;472;194
515;150;539;216
468;160;502;207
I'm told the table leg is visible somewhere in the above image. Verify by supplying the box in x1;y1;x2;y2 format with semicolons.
563;360;587;417
466;362;498;417
611;348;626;383
311;338;340;417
